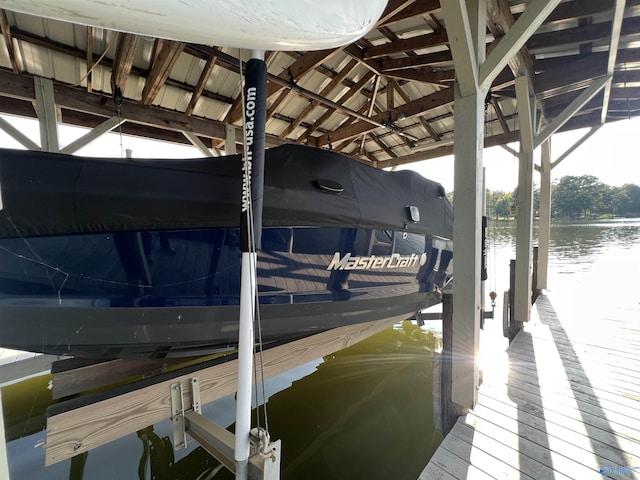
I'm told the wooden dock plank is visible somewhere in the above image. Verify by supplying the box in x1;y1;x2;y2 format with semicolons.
45;316;400;465
420;292;640;479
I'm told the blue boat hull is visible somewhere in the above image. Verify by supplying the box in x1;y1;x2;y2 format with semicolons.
0;226;451;358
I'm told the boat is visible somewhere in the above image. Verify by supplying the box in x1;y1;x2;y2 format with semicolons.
0;144;453;358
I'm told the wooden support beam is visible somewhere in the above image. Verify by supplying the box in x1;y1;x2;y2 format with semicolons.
514;75;535;327
85;27;93;93
34;76;59;152
45;318;398;465
0;9;19;73
381;51;453;72
364;30;449;59
60;116;125;154
486;0;537;96
480;0;561;89
185;55;217;116
441;0;483;96
491;97;510;133
551;125;601;169
379;0;441;26
278;59;358;140
0;115;40;150
314;87;453;147
141;39;185;106
537;139;551;291
360;75;381;154
0;70;268;147
111;33;140;92
182;131;215;157
535;75;610;149
225;48;343;125
300;70;376;143
515;76;535;153
383;67;454;84
601;0;626;124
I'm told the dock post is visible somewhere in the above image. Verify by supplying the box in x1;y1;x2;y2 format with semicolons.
513;75;536;327
440;0;487;409
436;288;468;434
537;139;552;291
0;389;9;480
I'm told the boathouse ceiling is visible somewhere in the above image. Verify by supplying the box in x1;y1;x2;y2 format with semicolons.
0;1;636;167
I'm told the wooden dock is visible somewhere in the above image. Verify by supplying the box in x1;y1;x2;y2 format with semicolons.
421;292;640;479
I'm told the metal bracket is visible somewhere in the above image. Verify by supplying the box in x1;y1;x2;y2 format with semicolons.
170;382;187;450
170;376;281;478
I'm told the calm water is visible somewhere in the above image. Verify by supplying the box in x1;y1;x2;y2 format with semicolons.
3;219;640;479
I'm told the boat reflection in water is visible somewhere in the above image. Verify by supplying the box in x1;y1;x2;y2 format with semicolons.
3;320;443;480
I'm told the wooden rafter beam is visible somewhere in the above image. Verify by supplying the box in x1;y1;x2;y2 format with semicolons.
313;87;453;147
486;0;535;89
298;70;376;142
601;0;626;123
185;54;216;116
384;67;454;84
481;0;561;89
141;39;185;106
360;75;381;154
0;9;20;73
491;97;510;133
535;56;607;99
112;33;140;92
527;15;640;53
278;59;359;140
379;0;441;26
381;51;453;72
85;27;93;93
364;30;449;59
224;48;343;124
377;130;520;168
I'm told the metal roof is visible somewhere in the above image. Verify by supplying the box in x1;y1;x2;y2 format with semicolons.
0;1;635;167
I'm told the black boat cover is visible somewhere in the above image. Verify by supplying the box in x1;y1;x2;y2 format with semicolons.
0;144;453;240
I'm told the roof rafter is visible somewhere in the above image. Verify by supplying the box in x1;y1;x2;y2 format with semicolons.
141;39;185;106
111;33;140;92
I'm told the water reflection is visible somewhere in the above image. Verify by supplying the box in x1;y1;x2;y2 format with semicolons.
3;321;442;480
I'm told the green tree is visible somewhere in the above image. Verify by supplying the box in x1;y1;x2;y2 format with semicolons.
551;175;606;218
486;189;514;220
611;184;640;215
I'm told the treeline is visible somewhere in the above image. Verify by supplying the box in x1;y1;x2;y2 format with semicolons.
486;175;640;220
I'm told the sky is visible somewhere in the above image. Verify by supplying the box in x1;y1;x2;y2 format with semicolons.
398;116;640;193
0;113;639;193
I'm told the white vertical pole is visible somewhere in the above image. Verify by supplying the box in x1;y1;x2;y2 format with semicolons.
538;138;552;291
0;389;9;479
481;167;487;315
34;77;59;153
235;48;266;480
236;251;256;480
514;76;536;326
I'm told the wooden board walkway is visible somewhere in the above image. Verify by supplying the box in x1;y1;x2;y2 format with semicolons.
420;292;640;479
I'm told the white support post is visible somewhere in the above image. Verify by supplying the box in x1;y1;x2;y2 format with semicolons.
225;123;237;155
0;117;40;150
442;0;487;411
183;131;216;157
451;82;485;409
34;77;59;153
60;116;125;154
0;389;9;480
538;139;552;291
514;76;536;326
